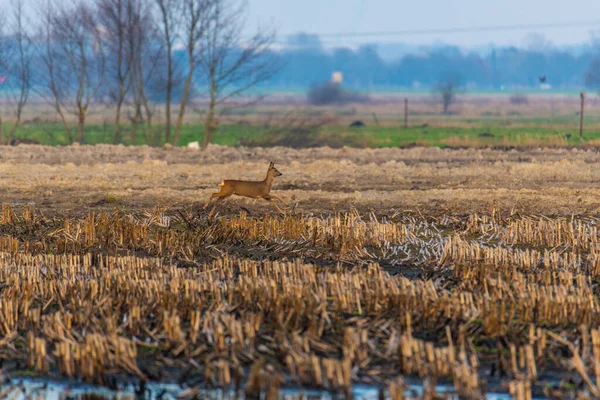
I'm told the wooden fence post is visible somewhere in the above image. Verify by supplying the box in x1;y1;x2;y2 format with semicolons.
580;91;585;139
404;98;408;129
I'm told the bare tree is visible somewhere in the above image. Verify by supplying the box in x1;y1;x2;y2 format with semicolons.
36;0;72;143
197;0;278;149
585;58;600;93
126;0;163;145
172;0;211;145
0;13;5;56
434;72;463;114
36;0;105;144
153;0;182;144
0;0;34;144
0;11;7;142
96;0;134;144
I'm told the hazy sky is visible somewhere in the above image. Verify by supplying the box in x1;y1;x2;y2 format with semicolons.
3;0;600;49
246;0;600;48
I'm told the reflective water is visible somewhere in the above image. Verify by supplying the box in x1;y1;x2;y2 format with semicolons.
4;378;548;400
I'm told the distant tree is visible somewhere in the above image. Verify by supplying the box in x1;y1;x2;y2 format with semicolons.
265;41;596;89
36;0;105;144
584;58;600;92
285;33;323;51
0;11;6;67
434;72;463;113
172;0;211;146
0;0;33;144
307;82;346;105
126;0;163;145
153;0;182;144
197;0;278;150
95;0;135;144
0;11;6;142
523;33;554;52
509;93;529;105
307;81;369;105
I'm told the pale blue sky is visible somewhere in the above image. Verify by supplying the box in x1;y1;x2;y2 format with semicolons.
246;0;600;47
2;0;600;48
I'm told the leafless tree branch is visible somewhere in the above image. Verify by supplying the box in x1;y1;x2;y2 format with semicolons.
196;0;279;149
0;1;33;144
34;0;106;143
96;0;136;143
126;0;163;145
171;0;211;145
153;0;183;144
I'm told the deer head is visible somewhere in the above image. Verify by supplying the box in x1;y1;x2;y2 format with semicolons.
268;161;282;177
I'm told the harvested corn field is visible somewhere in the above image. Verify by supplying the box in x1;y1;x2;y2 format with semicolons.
2;145;600;399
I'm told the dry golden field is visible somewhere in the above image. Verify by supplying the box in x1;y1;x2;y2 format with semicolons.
2;144;600;398
2;143;600;216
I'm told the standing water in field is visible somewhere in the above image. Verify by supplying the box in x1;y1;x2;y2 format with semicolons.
4;379;542;400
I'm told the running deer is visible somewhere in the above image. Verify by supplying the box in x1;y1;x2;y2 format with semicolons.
203;162;288;217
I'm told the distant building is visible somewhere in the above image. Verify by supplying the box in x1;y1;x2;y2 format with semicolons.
332;71;343;84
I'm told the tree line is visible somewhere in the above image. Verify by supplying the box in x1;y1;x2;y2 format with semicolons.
270;34;600;91
0;0;277;148
3;0;600;148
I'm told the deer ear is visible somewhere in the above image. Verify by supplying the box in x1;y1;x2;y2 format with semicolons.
269;161;274;168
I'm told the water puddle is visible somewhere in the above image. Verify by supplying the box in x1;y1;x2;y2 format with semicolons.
1;378;550;400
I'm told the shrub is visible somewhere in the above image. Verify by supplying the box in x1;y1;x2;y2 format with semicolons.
307;82;369;105
433;72;464;113
509;93;529;105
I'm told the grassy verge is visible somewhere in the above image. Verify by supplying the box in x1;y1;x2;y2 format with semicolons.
7;120;600;148
9;122;265;146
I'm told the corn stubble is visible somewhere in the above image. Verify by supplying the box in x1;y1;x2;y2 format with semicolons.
2;205;600;398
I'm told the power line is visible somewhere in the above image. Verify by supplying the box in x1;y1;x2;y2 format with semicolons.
295;20;600;39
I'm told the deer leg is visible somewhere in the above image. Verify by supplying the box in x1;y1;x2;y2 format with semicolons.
204;191;225;209
267;199;286;216
208;197;225;218
263;195;286;215
203;193;216;209
269;195;289;208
